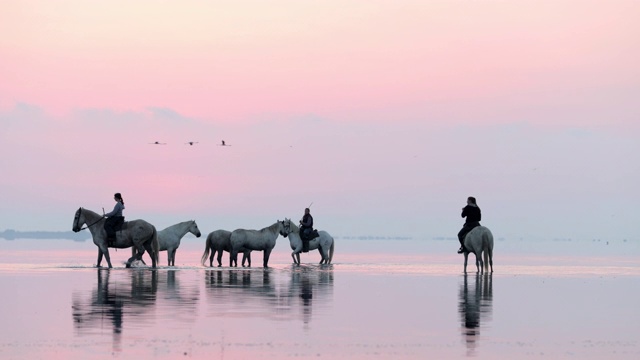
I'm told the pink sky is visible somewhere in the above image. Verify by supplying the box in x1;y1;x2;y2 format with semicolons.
1;1;639;241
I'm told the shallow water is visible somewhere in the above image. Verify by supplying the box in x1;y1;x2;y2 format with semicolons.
0;238;638;359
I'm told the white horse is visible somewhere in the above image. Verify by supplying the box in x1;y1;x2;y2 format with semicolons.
462;226;494;273
72;207;159;268
200;230;252;267
229;220;286;268
282;219;334;265
156;220;202;266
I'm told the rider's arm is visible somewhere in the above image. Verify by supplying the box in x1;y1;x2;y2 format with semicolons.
104;203;121;217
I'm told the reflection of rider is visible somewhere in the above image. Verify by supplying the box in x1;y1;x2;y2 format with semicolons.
457;196;481;254
104;193;125;242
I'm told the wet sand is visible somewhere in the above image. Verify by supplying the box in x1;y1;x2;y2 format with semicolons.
0;238;638;359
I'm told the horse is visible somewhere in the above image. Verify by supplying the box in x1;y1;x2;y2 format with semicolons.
200;230;252;267
281;219;334;265
462;226;494;273
229;220;286;268
155;220;202;266
72;207;159;268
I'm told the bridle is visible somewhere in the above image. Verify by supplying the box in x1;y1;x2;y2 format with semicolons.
73;207;104;231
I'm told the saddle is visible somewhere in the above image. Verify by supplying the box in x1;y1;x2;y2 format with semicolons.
301;229;319;241
115;221;128;232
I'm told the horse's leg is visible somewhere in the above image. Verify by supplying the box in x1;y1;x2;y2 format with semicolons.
142;241;157;268
242;251;251;267
291;249;300;265
318;246;326;265
96;248;104;268
126;242;145;267
488;247;494;273
263;248;272;268
463;253;469;273
136;244;146;260
210;249;217;267
475;253;482;274
98;243;114;269
216;250;223;267
230;250;238;267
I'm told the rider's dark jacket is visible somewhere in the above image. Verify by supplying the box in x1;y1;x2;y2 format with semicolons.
461;204;481;225
301;214;313;230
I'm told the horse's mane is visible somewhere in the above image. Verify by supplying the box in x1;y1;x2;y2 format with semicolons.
81;207;101;217
289;221;300;233
265;221;281;233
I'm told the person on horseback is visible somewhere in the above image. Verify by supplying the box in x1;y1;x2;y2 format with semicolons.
104;193;125;244
457;196;481;254
299;207;316;252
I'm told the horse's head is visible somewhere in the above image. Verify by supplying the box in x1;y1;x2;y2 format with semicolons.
72;207;84;232
190;220;202;238
279;218;292;238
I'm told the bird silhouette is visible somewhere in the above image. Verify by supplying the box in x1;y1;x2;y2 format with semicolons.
149;141;167;145
218;140;230;146
185;141;199;146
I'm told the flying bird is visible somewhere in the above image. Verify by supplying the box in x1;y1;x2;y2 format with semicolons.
185;141;199;146
149;141;167;145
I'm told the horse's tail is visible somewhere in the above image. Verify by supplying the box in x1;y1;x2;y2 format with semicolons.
328;238;335;264
152;226;159;265
201;233;212;266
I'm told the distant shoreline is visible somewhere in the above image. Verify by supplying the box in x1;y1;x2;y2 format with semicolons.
0;229;90;241
0;229;413;242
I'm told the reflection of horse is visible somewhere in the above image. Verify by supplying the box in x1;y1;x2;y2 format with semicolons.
287;266;335;328
462;226;494;273
201;230;251;267
157;271;200;325
204;267;334;327
458;273;493;356
72;269;158;353
282;219;334;265
204;269;278;312
72;207;159;268
155;220;202;266
229;221;286;268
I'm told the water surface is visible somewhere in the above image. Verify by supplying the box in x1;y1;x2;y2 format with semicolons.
0;238;638;359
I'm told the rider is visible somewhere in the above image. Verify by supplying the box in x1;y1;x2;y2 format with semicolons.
457;196;481;254
299;207;314;252
104;193;125;243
